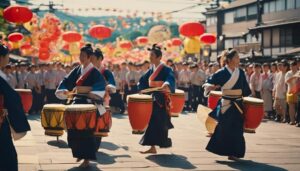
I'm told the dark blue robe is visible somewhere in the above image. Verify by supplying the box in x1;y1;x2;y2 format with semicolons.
96;68;116;150
57;65;106;160
205;67;251;158
138;64;175;148
0;76;31;171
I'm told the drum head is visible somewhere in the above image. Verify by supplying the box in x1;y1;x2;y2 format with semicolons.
173;89;185;96
15;89;32;93
43;104;66;110
127;94;152;102
243;97;263;104
65;104;97;111
210;91;222;96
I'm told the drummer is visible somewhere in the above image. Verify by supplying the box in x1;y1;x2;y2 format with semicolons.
0;43;31;170
203;48;251;161
91;47;116;150
55;44;106;168
138;44;175;154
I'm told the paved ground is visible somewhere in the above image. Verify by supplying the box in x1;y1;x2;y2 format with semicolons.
16;111;300;171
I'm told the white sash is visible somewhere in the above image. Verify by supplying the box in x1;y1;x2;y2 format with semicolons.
221;67;240;113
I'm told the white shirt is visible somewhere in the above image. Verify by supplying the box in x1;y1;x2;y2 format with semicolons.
0;70;8;81
285;70;297;93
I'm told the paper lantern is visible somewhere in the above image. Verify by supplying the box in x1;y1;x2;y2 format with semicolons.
179;22;205;37
8;33;24;42
136;36;148;46
171;38;182;46
69;43;80;55
200;33;216;44
89;25;112;39
120;41;132;49
184;37;201;54
39;51;50;60
62;31;82;43
3;5;33;24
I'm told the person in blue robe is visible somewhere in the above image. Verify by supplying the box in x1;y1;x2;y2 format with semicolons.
91;48;116;151
55;44;106;168
204;49;251;160
0;44;31;171
138;44;175;154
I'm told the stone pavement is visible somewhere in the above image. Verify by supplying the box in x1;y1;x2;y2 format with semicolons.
16;112;300;171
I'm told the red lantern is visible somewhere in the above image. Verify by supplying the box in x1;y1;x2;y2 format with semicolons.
39;51;50;60
120;41;132;49
136;36;148;45
62;31;82;43
62;44;69;51
3;5;33;24
8;33;24;42
200;33;216;44
179;22;205;37
89;25;112;39
20;43;31;50
171;38;182;46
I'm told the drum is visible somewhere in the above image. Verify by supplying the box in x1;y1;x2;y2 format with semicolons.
127;94;153;134
15;89;32;113
94;108;112;137
243;97;264;133
64;104;97;130
41;104;66;136
208;91;222;110
170;89;185;117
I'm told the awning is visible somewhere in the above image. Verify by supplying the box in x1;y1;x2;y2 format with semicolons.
223;0;256;10
249;18;300;30
277;47;300;56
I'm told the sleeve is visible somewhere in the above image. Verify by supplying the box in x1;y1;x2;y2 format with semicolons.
90;70;106;98
55;66;79;99
104;70;116;93
138;70;151;91
0;77;30;133
205;69;223;86
164;67;176;93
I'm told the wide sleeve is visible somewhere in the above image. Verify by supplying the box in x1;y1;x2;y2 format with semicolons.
55;66;79;99
205;69;223;86
164;67;176;93
90;70;106;98
138;69;151;91
0;77;30;133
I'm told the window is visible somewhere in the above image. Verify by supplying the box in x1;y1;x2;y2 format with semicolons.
264;2;270;14
287;0;296;9
263;29;271;48
270;1;276;12
297;0;300;8
225;39;233;49
224;11;234;24
286;29;293;46
207;16;217;26
235;7;247;22
248;4;257;20
272;28;280;46
276;0;286;11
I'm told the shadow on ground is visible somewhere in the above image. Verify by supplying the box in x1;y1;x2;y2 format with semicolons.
26;114;41;121
216;160;288;171
111;113;128;119
146;154;197;169
96;151;131;165
47;140;69;148
100;141;129;151
68;163;101;171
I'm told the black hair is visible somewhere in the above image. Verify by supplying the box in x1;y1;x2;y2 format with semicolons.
263;63;270;68
221;48;238;67
254;63;261;68
290;61;297;66
80;44;93;57
147;44;162;57
93;48;104;60
0;43;9;57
